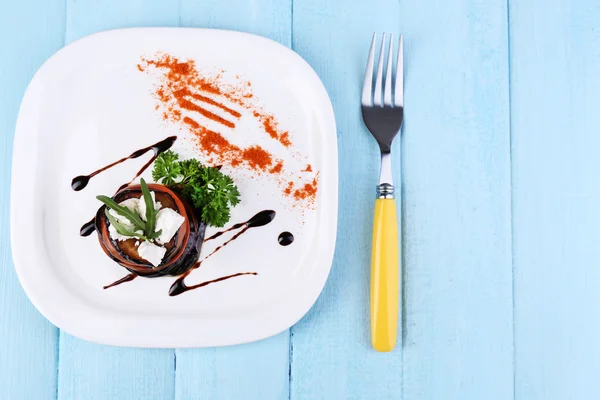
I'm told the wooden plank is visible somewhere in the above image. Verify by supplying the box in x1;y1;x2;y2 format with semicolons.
290;0;404;398
58;333;175;400
64;0;180;44
292;0;513;398
0;1;65;398
56;2;180;400
510;0;600;398
398;1;513;398
180;0;291;39
174;1;292;399
176;332;289;400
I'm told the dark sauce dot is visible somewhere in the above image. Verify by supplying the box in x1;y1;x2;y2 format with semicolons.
247;210;276;228
80;218;96;237
278;232;294;246
72;175;90;191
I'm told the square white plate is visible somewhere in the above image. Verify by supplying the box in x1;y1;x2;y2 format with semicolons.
11;28;337;347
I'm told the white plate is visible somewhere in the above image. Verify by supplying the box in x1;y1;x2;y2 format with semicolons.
11;28;337;347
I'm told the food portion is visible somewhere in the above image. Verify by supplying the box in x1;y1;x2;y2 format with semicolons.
93;148;241;279
73;139;279;294
98;179;186;268
95;179;204;277
72;53;311;296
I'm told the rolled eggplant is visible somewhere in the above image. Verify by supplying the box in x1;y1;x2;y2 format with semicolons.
95;184;206;277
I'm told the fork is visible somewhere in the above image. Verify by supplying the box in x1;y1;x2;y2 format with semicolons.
361;33;403;352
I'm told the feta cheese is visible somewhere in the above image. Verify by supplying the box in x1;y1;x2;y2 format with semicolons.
107;198;140;241
155;208;185;244
105;191;181;270
108;224;132;241
137;241;167;267
138;191;161;221
107;198;139;226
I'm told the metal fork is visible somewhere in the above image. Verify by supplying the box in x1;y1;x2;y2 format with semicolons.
361;33;403;352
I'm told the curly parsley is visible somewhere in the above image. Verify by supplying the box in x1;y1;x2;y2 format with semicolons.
152;150;241;227
151;150;181;186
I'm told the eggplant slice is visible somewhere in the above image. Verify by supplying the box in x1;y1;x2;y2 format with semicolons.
95;184;206;277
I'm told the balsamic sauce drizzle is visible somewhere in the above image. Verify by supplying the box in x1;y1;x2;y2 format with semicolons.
168;210;276;296
75;136;177;236
72;136;176;192
80;217;96;237
204;210;276;242
70;126;291;297
168;272;257;297
198;210;276;263
103;273;137;289
70;122;282;296
103;210;276;294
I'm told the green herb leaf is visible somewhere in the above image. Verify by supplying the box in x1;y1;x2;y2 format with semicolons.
222;175;241;206
96;195;146;231
151;152;241;227
152;150;181;185
140;178;158;239
105;209;145;239
201;202;231;228
179;159;202;183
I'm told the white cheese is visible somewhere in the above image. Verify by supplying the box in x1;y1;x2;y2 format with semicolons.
107;198;139;226
155;208;185;244
107;198;140;241
137;241;167;267
108;224;132;241
138;191;161;221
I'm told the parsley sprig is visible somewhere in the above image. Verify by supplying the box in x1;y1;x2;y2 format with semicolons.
152;151;240;227
151;150;181;186
97;178;162;240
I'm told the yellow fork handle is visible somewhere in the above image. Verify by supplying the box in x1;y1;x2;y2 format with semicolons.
371;198;399;352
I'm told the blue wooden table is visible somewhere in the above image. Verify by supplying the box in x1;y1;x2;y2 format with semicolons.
1;0;598;399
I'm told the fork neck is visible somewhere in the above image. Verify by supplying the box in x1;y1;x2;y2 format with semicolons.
377;152;394;199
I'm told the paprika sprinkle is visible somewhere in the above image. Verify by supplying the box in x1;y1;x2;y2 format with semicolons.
284;182;294;196
253;112;293;148
270;162;283;174
293;177;319;204
242;146;273;170
139;52;319;208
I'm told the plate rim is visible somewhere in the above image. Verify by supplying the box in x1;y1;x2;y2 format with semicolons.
10;27;338;347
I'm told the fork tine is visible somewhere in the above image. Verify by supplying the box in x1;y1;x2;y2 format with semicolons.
395;34;404;108
374;33;386;107
384;34;393;107
361;33;377;106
